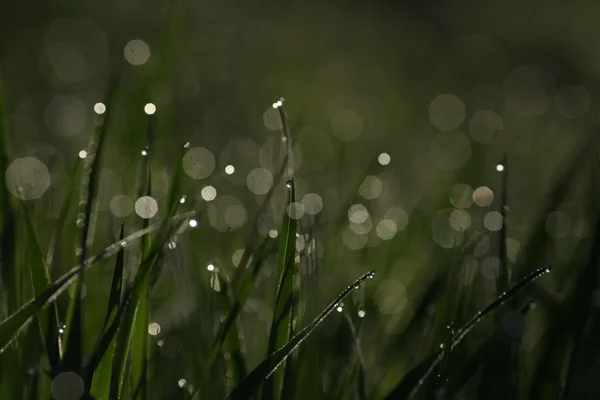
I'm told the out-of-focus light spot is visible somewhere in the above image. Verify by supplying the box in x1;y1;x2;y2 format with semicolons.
501;311;525;338
178;379;187;388
134;196;158;219
496;164;504;172
141;150;148;156
225;165;235;175
331;110;363;141
430;130;471;171
462;256;478;285
481;256;500;279
269;229;279;238
183;147;215;179
504;65;555;116
44;95;87;137
343;226;368;250
350;215;373;235
157;339;164;347
124;39;150;65
189;219;198;228
450;184;474;209
210;274;221;292
224;204;247;229
348;204;369;224
545;211;571;238
301;193;323;215
276;100;283;107
144;103;156;115
376;219;398;240
232;249;252;268
78;150;87;159
247;168;273;195
468;110;503;144
148;322;161;336
287;202;305;220
507;238;521;263
201;186;217;201
378;152;391;165
574;220;591;239
473;186;494;207
110;194;133;218
179;195;186;204
449;209;471;231
207;264;215;271
432;209;464;248
385;207;409;231
263;107;283;130
5;157;51;200
51;371;85;400
375;280;407;314
484;211;503;231
336;305;343;312
358;309;366;318
359;176;383;200
429;94;466;130
94;102;106;115
554;85;591;119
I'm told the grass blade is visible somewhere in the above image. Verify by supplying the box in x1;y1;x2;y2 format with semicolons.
63;75;118;374
262;178;297;400
87;223;125;397
20;202;58;371
225;270;376;400
406;266;552;399
0;209;197;356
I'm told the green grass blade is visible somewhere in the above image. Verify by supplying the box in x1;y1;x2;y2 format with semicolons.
20;202;58;371
262;178;297;400
87;223;125;396
405;266;552;399
225;270;376;400
0;210;196;355
343;311;367;400
63;75;118;374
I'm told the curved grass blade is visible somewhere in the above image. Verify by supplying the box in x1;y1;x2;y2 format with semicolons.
225;270;376;400
20;202;58;371
63;75;118;374
262;178;297;400
0;209;197;356
88;223;125;398
405;266;552;399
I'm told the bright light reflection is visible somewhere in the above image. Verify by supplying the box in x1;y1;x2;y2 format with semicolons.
78;150;87;159
207;264;215;271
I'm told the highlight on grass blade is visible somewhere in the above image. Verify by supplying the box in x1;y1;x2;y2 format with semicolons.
403;266;552;399
225;270;376;400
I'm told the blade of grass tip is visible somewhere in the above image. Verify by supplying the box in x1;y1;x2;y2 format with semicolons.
443;301;537;397
87;223;125;397
63;75;119;375
343;311;367;400
262;177;297;400
20;202;59;372
406;266;552;399
0;209;197;356
224;270;376;400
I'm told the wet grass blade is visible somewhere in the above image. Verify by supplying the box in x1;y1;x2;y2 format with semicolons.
20;202;58;371
87;223;125;397
0;209;196;356
63;75;118;374
381;266;550;400
225;270;375;400
262;178;297;400
344;311;367;400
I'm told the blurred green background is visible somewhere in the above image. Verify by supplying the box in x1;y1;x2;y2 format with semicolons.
2;0;600;398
